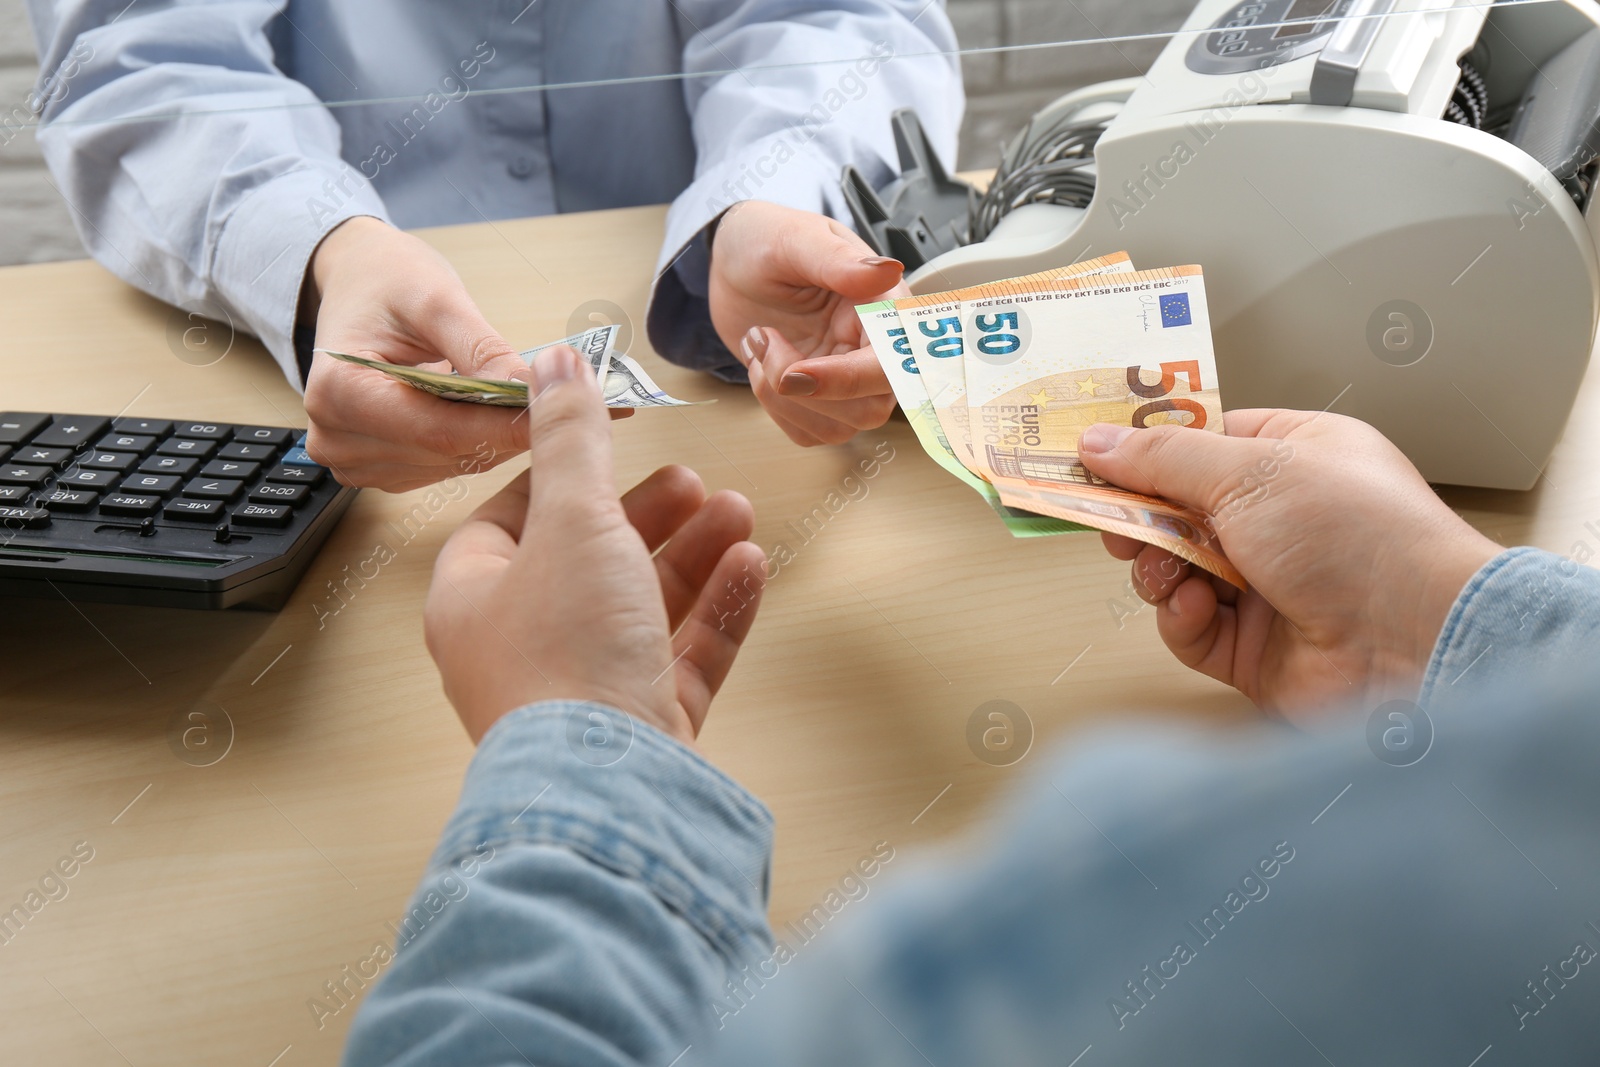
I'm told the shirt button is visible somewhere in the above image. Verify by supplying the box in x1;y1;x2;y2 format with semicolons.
508;155;535;179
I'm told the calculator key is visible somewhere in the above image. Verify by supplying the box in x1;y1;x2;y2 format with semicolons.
0;506;49;529
96;433;155;454
157;437;218;459
182;477;243;501
217;441;277;462
59;468;119;489
0;464;52;487
232;426;295;446
232;502;292;528
41;488;99;512
174;422;233;441
281;446;320;467
99;493;162;517
265;463;326;486
0;485;30;503
0;413;50;445
80;450;140;472
139;454;199;477
122;474;181;497
163;498;223;522
200;459;259;480
14;445;73;469
249;482;309;506
32;416;110;450
113;417;173;436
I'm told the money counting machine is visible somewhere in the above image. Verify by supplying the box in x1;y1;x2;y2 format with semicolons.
850;0;1600;490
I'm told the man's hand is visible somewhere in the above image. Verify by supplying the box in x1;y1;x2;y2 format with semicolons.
1079;411;1501;720
303;217;628;492
708;200;902;446
424;343;767;745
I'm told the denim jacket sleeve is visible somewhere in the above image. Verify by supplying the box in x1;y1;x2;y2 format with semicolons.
1419;546;1600;706
345;550;1600;1066
339;703;774;1067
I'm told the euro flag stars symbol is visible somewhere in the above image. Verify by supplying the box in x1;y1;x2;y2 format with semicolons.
1160;293;1192;328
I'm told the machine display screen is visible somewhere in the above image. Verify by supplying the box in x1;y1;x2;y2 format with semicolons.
1187;0;1348;76
1274;0;1334;37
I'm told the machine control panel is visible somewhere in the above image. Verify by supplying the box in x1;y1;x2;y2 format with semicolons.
1186;0;1357;74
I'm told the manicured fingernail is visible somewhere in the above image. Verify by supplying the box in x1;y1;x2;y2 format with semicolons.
861;256;903;270
533;345;578;394
742;326;769;365
780;371;818;397
1080;423;1135;454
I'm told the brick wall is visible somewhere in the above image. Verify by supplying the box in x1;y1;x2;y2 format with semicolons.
0;0;1196;267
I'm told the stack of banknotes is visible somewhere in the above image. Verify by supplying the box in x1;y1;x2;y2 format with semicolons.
858;253;1243;586
320;324;703;409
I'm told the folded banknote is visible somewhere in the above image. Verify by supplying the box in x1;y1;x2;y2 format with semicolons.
318;325;705;410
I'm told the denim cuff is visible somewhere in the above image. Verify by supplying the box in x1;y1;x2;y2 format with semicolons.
431;702;775;963
1420;547;1600;705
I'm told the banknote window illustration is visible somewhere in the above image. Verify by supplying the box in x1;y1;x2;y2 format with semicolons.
987;446;1099;488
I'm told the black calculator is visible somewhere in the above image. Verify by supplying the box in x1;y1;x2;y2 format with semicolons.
0;412;357;610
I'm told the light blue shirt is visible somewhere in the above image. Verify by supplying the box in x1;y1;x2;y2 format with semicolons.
340;546;1600;1065
26;0;963;385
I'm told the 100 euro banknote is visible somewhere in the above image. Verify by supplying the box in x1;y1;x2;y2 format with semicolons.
858;300;1079;538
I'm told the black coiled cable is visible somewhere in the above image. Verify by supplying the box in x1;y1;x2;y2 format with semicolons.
968;114;1110;244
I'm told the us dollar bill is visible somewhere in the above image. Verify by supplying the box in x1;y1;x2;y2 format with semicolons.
318;324;705;409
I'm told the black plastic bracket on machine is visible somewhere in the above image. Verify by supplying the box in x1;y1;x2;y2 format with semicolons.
841;109;977;272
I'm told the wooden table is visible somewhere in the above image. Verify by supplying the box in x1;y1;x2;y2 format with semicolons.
1;203;1593;1065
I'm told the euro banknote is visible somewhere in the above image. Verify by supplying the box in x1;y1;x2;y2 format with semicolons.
860;301;1076;538
858;263;1243;587
894;253;1136;478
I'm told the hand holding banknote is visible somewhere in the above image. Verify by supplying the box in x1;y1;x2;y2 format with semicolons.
1080;410;1501;719
860;257;1246;584
303;217;538;492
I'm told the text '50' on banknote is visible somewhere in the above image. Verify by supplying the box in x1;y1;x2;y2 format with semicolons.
961;266;1240;586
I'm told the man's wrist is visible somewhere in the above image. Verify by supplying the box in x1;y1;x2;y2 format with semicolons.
458;687;693;748
1381;530;1502;689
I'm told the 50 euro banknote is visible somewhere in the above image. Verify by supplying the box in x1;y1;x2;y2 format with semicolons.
860;254;1140;538
892;252;1136;479
859;263;1243;587
958;265;1241;586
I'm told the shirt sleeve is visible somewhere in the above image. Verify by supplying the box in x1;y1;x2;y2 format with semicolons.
339;703;774;1067
26;0;390;391
645;1;965;381
1419;546;1600;705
